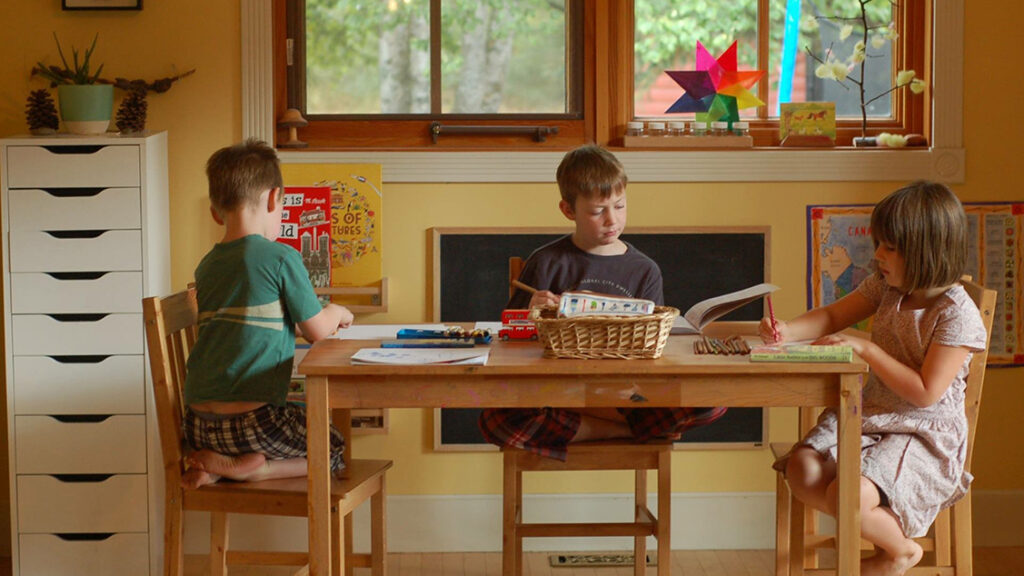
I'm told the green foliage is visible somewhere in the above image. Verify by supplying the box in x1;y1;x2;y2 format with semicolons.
32;33;105;86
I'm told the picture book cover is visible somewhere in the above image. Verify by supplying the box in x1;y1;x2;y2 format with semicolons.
280;163;383;289
278;186;333;291
780;102;836;141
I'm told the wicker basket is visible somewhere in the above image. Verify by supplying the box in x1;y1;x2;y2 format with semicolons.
529;305;680;359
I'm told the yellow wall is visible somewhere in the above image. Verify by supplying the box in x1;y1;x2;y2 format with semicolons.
1;0;1022;554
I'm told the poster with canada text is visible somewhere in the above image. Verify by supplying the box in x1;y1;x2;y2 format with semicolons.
280;164;383;291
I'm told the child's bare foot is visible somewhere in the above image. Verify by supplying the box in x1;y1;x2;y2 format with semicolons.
182;468;221;489
187;449;267;481
861;540;924;576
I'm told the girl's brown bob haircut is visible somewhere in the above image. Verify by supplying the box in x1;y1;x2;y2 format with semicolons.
870;180;968;292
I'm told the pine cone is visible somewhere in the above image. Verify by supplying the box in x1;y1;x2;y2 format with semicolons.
25;89;59;135
115;88;148;135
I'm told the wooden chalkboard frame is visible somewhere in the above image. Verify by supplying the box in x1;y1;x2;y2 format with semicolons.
428;226;771;452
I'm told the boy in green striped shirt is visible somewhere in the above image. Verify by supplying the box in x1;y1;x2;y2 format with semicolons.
182;139;354;488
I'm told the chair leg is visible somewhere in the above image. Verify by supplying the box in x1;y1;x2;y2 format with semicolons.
331;502;343;576
164;491;185;576
210;511;229;576
502;452;518;576
934;508;952;567
634;469;647;576
791;498;806;576
776;472;791;576
345;513;355;576
952;492;973;576
371;476;388;576
656;449;671;576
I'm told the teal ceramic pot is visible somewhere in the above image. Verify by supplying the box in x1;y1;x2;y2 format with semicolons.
57;84;114;135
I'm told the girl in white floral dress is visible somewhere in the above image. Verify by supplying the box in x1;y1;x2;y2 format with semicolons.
762;181;988;576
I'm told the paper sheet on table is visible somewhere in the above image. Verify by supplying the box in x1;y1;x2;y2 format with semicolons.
333;324;449;339
350;348;490;366
473;321;503;333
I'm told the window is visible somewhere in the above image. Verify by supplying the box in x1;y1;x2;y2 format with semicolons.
280;0;585;148
270;0;930;150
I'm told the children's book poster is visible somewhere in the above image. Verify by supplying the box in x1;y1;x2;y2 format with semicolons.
280;164;383;290
808;203;1024;365
278;186;333;291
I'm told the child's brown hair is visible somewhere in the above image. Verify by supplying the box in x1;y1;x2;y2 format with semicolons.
206;138;283;215
555;144;628;208
870;180;968;292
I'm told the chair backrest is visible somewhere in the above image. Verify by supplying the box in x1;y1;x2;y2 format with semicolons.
959;276;997;471
143;287;199;488
508;256;525;299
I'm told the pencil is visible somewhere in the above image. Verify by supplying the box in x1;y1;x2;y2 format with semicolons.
767;295;779;339
511;279;538;294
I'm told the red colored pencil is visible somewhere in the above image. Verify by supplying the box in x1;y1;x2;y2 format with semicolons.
767;295;779;339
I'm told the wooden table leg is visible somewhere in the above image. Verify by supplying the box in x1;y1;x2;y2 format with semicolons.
836;373;863;576
308;375;332;576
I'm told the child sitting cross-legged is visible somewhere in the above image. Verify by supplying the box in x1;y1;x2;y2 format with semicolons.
478;144;727;460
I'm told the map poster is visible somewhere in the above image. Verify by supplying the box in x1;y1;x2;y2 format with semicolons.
280;164;383;289
808;203;1024;365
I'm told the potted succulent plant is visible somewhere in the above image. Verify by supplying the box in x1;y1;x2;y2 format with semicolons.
32;33;114;135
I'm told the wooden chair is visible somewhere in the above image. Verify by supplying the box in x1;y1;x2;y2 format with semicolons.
772;276;997;576
143;287;392;576
503;256;672;576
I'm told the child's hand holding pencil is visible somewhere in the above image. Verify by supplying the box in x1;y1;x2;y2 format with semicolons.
511;280;559;308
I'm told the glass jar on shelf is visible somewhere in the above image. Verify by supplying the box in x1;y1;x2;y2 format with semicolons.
710;121;730;136
667;121;686;136
625;121;645;137
732;121;750;137
690;121;708;137
647;122;666;137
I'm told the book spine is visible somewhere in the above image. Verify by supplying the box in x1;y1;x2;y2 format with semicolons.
749;350;853;363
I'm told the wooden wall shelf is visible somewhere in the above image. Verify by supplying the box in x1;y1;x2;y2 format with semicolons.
315;278;388;313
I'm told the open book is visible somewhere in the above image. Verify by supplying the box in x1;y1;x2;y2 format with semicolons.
671;283;779;335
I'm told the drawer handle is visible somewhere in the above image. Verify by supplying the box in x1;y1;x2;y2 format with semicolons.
41;187;106;198
46;272;109;281
46;313;109;322
54;533;115;542
45;230;106;239
41;145;105;155
50;415;112;423
51;474;115;483
49;355;112;364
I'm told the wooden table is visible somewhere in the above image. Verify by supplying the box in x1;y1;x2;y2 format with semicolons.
299;323;868;576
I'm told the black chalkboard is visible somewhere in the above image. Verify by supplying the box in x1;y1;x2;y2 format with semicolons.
429;227;770;450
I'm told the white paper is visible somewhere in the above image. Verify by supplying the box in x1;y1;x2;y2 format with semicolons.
332;324;450;340
350;348;490;366
473;321;504;333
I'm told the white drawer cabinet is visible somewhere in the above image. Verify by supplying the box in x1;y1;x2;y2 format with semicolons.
2;133;170;575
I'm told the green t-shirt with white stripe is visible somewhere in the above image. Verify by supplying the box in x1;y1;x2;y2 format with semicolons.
185;235;324;406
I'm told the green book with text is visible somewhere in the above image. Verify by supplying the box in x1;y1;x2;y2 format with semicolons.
749;344;853;363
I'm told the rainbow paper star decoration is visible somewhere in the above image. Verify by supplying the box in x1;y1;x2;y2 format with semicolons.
666;41;765;123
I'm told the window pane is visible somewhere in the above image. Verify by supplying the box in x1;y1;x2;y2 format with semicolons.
440;0;568;114
306;0;431;115
634;0;758;119
769;0;895;118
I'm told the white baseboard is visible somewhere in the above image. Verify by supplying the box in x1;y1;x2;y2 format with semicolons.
182;489;1024;554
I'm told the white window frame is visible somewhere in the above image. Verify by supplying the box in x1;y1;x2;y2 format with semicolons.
242;0;964;184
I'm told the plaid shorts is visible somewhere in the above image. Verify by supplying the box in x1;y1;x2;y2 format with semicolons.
184;403;346;471
479;406;728;461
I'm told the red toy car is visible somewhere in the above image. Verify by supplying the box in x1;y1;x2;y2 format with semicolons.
498;309;538;340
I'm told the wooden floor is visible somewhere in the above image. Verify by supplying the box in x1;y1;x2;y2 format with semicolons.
1;548;1022;575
